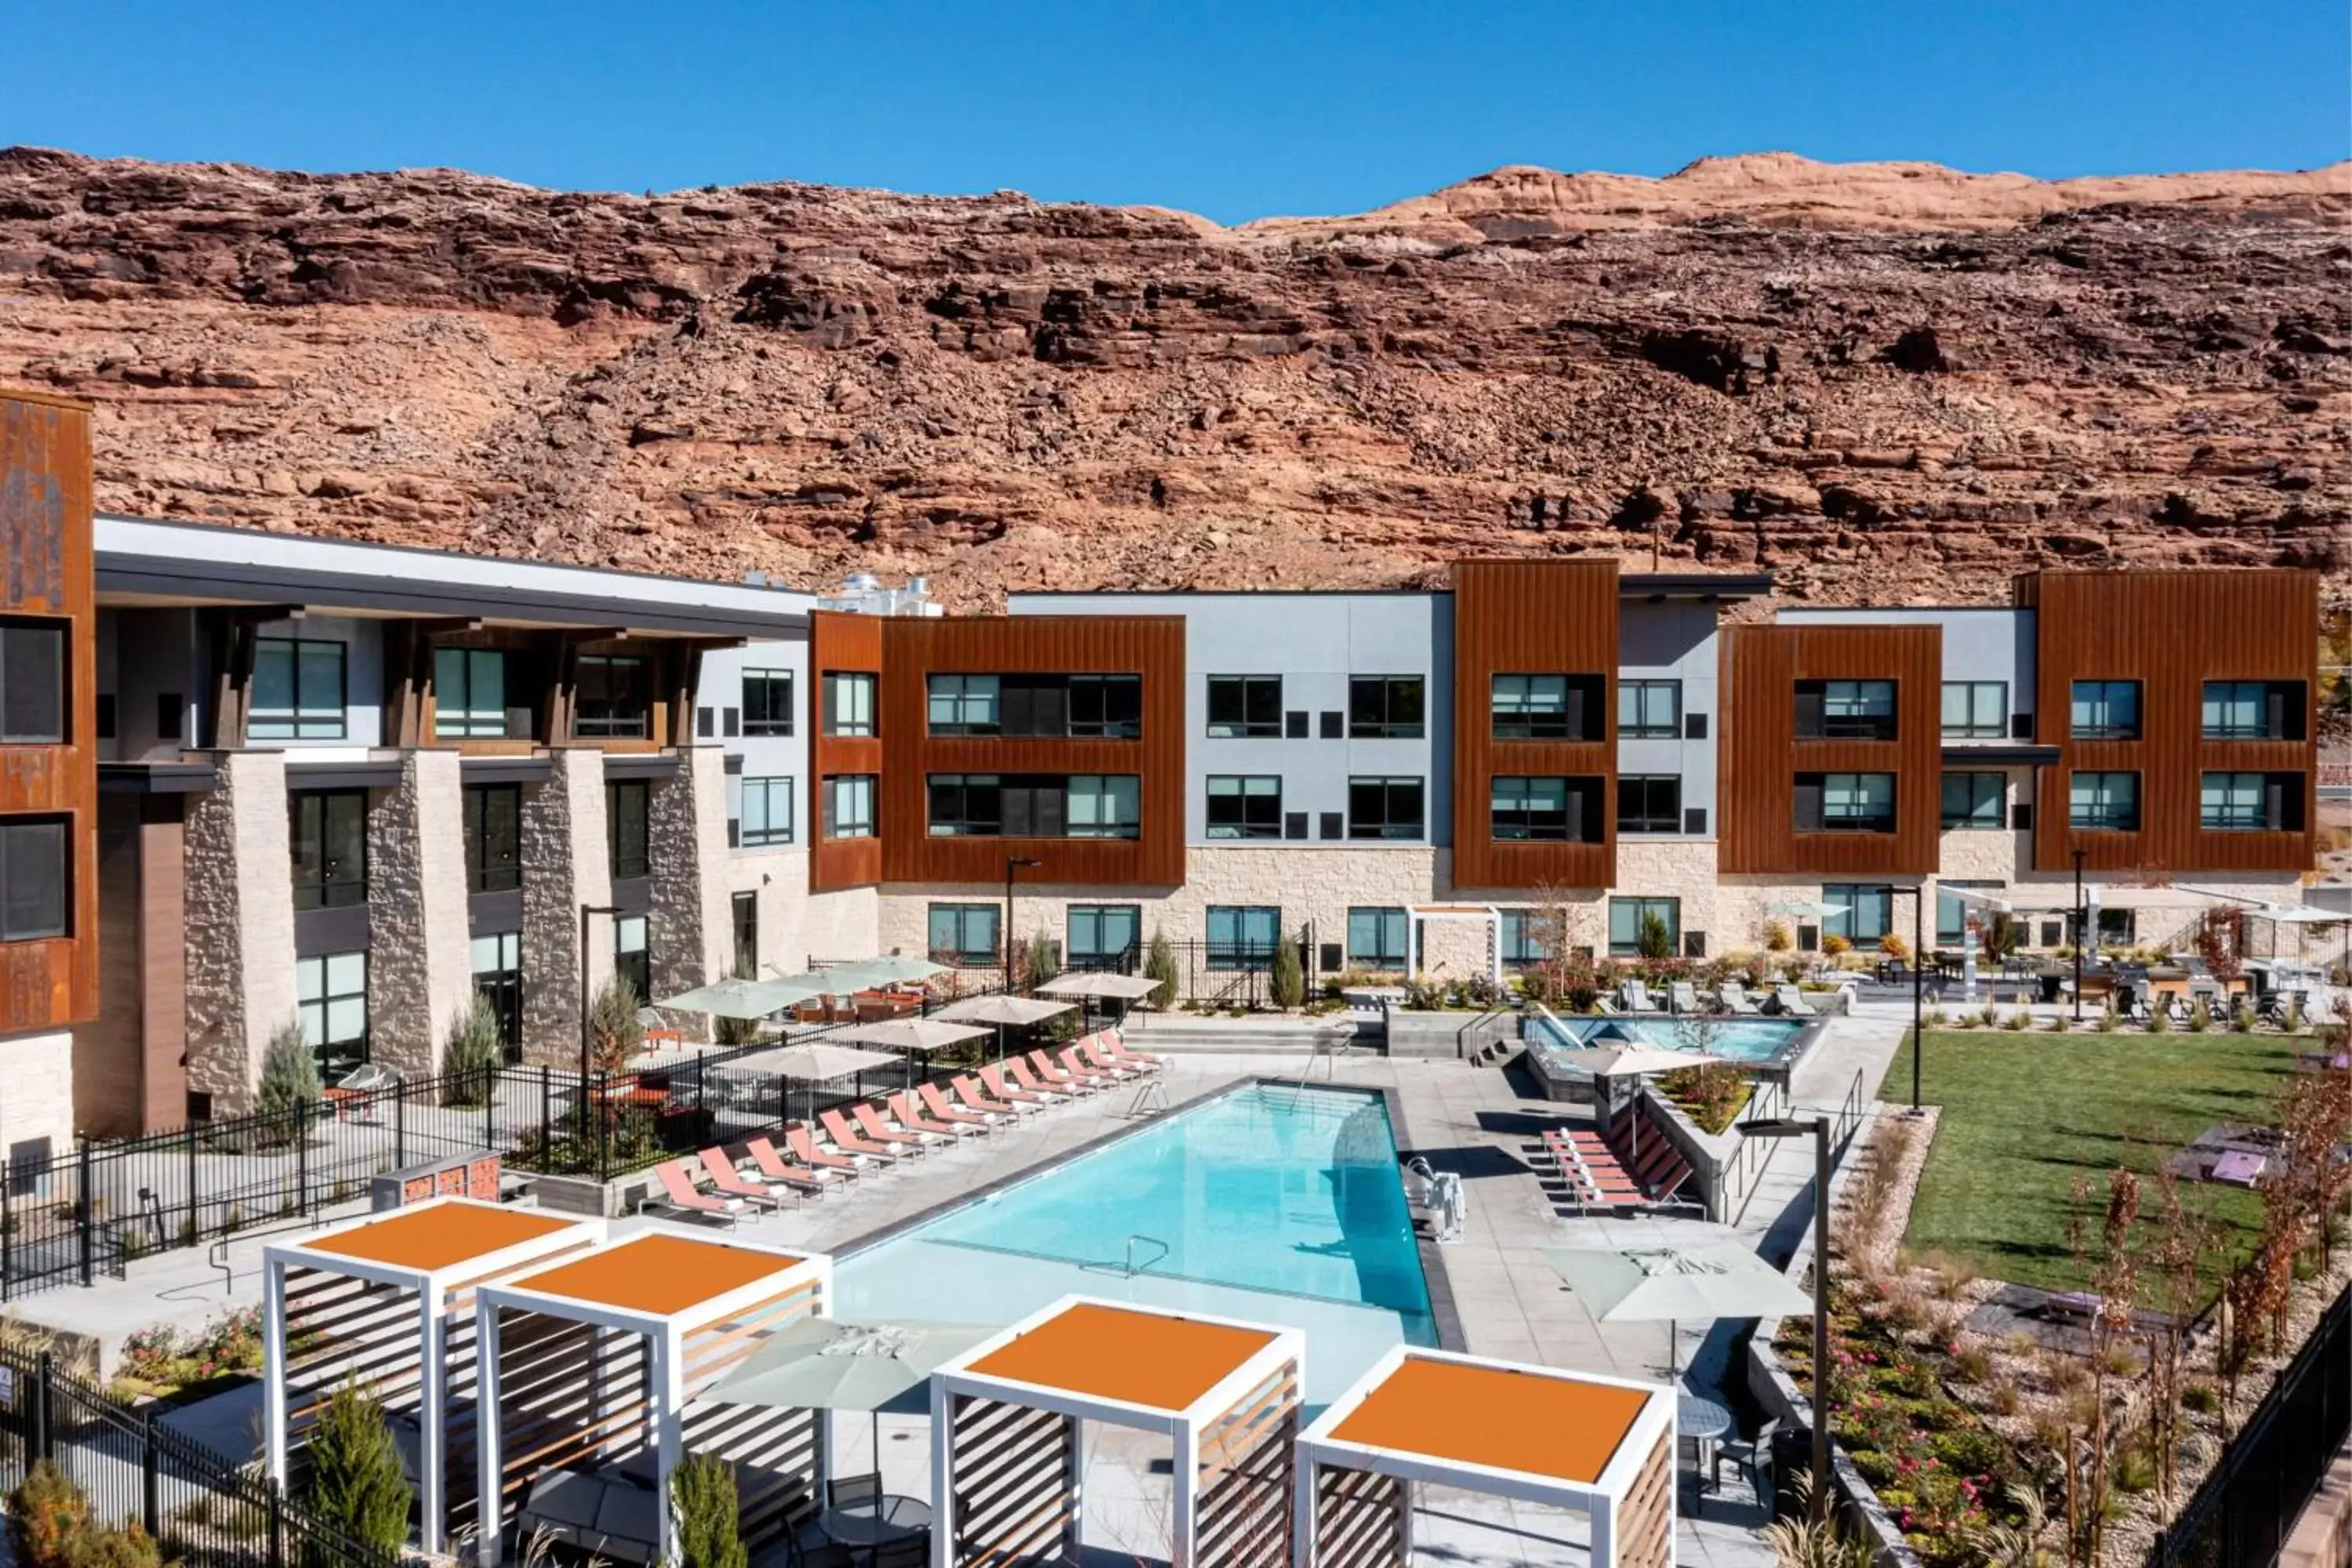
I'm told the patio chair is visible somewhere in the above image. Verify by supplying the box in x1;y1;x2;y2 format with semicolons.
855;1099;942;1152
1007;1055;1085;1099
913;1083;1000;1133
1620;981;1664;1014
636;1160;742;1228
747;1134;845;1192
826;1474;883;1510
1098;1028;1163;1069
977;1064;1056;1109
1718;982;1761;1015
785;1123;865;1176
1590;993;1621;1014
698;1148;791;1212
786;1533;854;1568
870;1540;927;1568
1080;1037;1149;1081
818;1108;905;1163
1769;984;1817;1018
1668;981;1704;1015
637;1007;686;1054
1052;1044;1121;1088
321;1062;401;1121
1023;1049;1094;1092
959;1071;1039;1116
1711;1417;1779;1504
885;1089;971;1141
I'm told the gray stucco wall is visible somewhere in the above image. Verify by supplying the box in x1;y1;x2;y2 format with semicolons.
1617;600;1721;840
1779;606;2037;745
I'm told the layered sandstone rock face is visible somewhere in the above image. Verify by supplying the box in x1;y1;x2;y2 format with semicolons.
0;147;2345;608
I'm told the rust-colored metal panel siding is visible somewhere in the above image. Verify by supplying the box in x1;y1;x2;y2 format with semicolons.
1450;560;1618;889
2027;569;2318;874
808;610;884;891
1719;622;1941;876
0;390;99;1029
877;615;1185;887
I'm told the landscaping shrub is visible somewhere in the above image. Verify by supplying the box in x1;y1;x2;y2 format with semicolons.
307;1383;412;1557
2003;1011;2029;1031
587;976;644;1074
670;1452;746;1568
2049;1012;2071;1033
442;994;503;1105
2095;1000;2120;1033
1268;937;1305;1009
2187;997;2212;1033
2181;1381;2220;1414
1820;932;1851;958
1144;929;1178;1007
2147;1005;2172;1034
1762;919;1793;953
1020;929;1055;994
2230;1003;2256;1034
1923;1006;1948;1029
9;1461;89;1568
256;1020;320;1134
1635;910;1673;960
1878;931;1911;963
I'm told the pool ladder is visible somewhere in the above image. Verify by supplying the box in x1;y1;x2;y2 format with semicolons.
1123;1234;1169;1278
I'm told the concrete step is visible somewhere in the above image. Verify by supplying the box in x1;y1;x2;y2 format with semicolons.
1123;1016;1375;1055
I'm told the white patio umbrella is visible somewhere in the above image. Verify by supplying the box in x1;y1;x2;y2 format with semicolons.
1037;971;1163;1000
705;1316;996;1461
830;1017;994;1091
934;995;1078;1065
1544;1241;1813;1380
839;954;952;983
725;1040;900;1125
1556;1044;1725;1163
652;976;823;1021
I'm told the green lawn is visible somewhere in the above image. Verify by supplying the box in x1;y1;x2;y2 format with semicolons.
1877;1029;2312;1294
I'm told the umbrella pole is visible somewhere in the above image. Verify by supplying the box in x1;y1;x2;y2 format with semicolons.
1668;1318;1678;1382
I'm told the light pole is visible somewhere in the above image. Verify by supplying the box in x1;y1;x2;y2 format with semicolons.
1004;855;1040;994
2071;848;2088;1023
1737;1113;1832;1522
1909;883;1925;1114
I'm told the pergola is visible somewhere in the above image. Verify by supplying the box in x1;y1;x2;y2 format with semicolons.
928;1297;1304;1568
261;1198;605;1555
1292;1348;1676;1568
1404;905;1503;988
474;1233;834;1567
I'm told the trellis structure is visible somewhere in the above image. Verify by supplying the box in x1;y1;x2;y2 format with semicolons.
1291;1348;1677;1568
261;1198;605;1555
928;1297;1304;1568
474;1232;833;1567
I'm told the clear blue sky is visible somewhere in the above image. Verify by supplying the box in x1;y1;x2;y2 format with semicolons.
5;2;2345;223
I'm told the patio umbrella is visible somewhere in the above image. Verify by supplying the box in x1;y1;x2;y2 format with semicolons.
1037;971;1163;1000
830;1018;994;1091
1556;1044;1725;1163
840;954;952;983
726;1041;900;1125
934;995;1077;1066
1544;1241;1813;1380
706;1316;996;1461
652;976;823;1021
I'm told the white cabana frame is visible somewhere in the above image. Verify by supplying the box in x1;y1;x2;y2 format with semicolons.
1404;905;1504;988
1292;1347;1678;1568
928;1295;1305;1568
261;1198;605;1554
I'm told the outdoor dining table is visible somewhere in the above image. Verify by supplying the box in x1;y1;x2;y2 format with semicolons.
1675;1394;1735;1494
820;1494;933;1559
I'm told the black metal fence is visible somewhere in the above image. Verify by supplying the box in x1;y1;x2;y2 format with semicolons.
0;1342;397;1568
2148;1279;2352;1568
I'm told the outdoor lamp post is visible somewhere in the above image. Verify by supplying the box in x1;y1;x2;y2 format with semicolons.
2071;848;2088;1023
1004;855;1040;993
1908;884;1925;1114
1736;1113;1832;1521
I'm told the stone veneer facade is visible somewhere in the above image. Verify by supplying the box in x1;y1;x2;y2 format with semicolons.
365;752;474;1077
0;1029;74;1167
182;752;298;1114
646;749;733;1041
517;750;613;1068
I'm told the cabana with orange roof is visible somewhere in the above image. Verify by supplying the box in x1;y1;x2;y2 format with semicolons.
1290;1347;1677;1568
927;1296;1304;1568
473;1232;833;1568
262;1197;604;1555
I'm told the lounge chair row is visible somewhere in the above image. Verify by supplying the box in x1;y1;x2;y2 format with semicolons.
1541;1101;1696;1214
1600;979;1817;1018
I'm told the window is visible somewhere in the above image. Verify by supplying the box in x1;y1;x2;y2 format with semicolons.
742;670;794;736
1068;775;1141;839
470;932;522;1061
2070;681;2141;741
1068;905;1141;967
1000;775;1065;840
1499;910;1545;967
1940;681;2007;740
1491;776;1574;841
927;674;1000;735
1795;772;1896;833
249;637;347;740
730;892;758;977
1492;674;1602;740
1207;676;1281;738
1207;906;1281;970
1207;776;1282;839
434;648;509;738
1617;776;1682;834
0;620;65;743
1065;675;1143;738
1619;680;1682;740
296;951;369;1072
823;775;877;839
575;655;651;739
1936;883;1998;947
0;818;69;941
1607;898;1679;958
2069;771;2140;832
1348;677;1425;739
2201;771;2304;832
462;783;521;892
1795;680;1896;740
1824;884;1894;949
1347;777;1425;840
1347;907;1410;971
608;781;650;878
927;775;1002;837
613;915;650;1000
2097;908;2136;947
289;790;368;910
2201;681;2303;741
927;903;1001;967
1939;772;2005;830
741;777;794;847
822;672;877;737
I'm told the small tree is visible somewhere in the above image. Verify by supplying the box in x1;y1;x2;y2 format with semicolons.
587;975;644;1076
1635;909;1673;961
1144;927;1180;1009
256;1020;321;1139
8;1461;89;1568
307;1382;412;1558
1018;928;1056;994
441;995;502;1106
1269;935;1305;1010
671;1453;746;1568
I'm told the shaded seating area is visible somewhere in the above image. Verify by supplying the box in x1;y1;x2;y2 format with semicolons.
929;1297;1303;1567
1293;1348;1676;1568
261;1198;606;1554
475;1234;834;1566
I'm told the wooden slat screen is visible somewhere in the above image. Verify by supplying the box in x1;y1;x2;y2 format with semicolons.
283;1268;426;1469
492;1313;651;1508
1620;1430;1672;1568
1193;1363;1297;1568
1310;1464;1406;1568
949;1395;1075;1567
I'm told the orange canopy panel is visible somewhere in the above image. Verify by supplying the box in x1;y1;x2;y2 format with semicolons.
966;1303;1278;1413
510;1234;810;1317
304;1203;579;1275
1328;1359;1650;1486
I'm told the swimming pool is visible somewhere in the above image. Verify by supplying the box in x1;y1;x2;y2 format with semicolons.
1534;1014;1806;1064
832;1083;1437;1406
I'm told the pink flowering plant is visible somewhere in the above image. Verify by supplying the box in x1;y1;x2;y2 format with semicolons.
114;1307;263;1399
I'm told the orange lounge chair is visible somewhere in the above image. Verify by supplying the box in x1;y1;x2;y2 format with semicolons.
746;1135;842;1193
891;1088;978;1139
920;1080;1002;1131
960;1071;1038;1116
995;1061;1076;1102
785;1123;863;1175
1098;1029;1162;1069
818;1108;904;1162
699;1148;789;1212
1019;1051;1091;1093
1078;1038;1148;1080
853;1100;937;1153
1053;1045;1120;1088
637;1160;742;1227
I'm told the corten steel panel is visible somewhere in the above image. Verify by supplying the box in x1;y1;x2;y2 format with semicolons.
809;610;885;891
2024;569;2318;875
1718;622;1941;876
877;615;1185;887
1450;560;1617;889
0;390;100;1028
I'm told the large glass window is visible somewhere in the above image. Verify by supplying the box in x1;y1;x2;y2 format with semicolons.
2070;681;2141;741
463;783;521;892
290;790;368;910
1206;776;1282;839
250;637;347;740
927;674;1000;736
1617;775;1682;834
1207;906;1280;971
731;892;757;978
1939;771;2005;830
0;620;65;744
470;931;522;1061
1823;884;1895;949
2201;681;2303;741
2069;771;2140;832
1795;680;1896;740
927;903;1001;967
1491;776;1573;841
1064;674;1142;739
1348;677;1425;739
434;648;509;738
1067;904;1141;967
1347;907;1410;971
0;818;69;941
1618;680;1682;740
1940;681;2007;740
296;951;368;1073
1347;777;1425;840
1607;898;1679;958
575;655;651;739
1207;676;1282;739
741;777;794;847
927;775;1002;837
1936;882;1998;947
613;915;650;1001
608;781;650;879
742;670;794;736
2201;771;2303;832
1499;910;1545;967
1492;674;1602;740
822;672;877;737
1795;772;1896;833
1068;775;1141;839
823;775;877;838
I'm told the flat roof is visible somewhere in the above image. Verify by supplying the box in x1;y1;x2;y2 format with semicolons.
1327;1358;1650;1486
506;1234;811;1318
303;1203;581;1275
964;1303;1277;1413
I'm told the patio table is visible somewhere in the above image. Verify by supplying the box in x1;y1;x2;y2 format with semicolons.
1675;1395;1734;1494
821;1494;933;1555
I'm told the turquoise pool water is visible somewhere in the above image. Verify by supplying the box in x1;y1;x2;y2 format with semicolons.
1534;1014;1805;1064
833;1083;1436;1406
